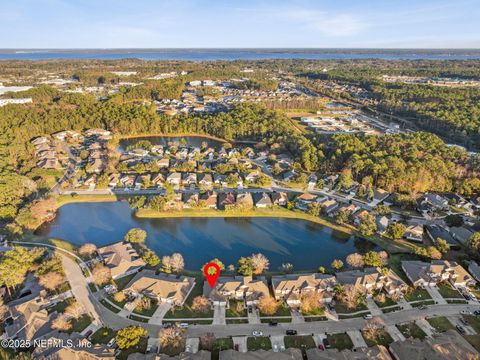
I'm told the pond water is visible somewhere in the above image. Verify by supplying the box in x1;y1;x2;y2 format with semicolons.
36;201;377;271
118;135;225;152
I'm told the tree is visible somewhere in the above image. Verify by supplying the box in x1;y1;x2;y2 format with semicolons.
375;205;391;216
201;258;225;273
65;301;85;319
257;296;279;316
346;253;364;268
113;292;126;303
308;202;321;217
124;228;147;243
92;264;111;286
250;253;269;274
362;319;383;343
0;247;44;295
237;257;254;276
339;285;361;310
149;196;166;211
363;251;383;267
318;266;326;274
116;326;148;349
427;246;442;260
52;314;72;331
300;291;323;314
78;243;97;257
331;259;344;271
199;333;216;351
468;232;480;255
170;253;185;273
335;209;351;225
39;272;64;292
191;296;211;314
281;263;294;273
358;214;377;236
385;223;406;240
436;239;450;254
445;214;464;227
159;327;186;354
142;250;160;267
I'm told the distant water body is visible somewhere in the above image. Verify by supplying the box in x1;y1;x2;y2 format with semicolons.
2;49;480;61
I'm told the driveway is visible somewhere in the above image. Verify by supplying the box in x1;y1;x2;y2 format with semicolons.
366;298;383;316
425;286;447;305
185;337;200;353
213;304;226;325
232;336;247;352
385;325;406;342
347;330;367;348
149;302;172;325
291;309;305;324
415;319;434;337
247;306;260;325
271;335;285;352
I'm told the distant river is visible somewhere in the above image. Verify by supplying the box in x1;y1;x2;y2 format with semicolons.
2;49;480;61
36;201;377;271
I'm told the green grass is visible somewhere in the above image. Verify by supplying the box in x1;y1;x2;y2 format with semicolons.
447;299;468;304
382;306;401;313
327;333;353;351
260;317;292;323
88;283;97;292
226;301;247;317
437;282;463;299
164;305;213;319
284;336;316;349
396;322;427;340
68;314;92;334
333;301;368;314
463;315;480;333
90;327;115;344
100;299;121;313
213;338;234;351
404;287;432;302
128;314;149;323
374;294;397;308
47;298;74;314
301;307;325;316
117;337;148;360
464;335;480;352
411;300;435;307
114;273;137;290
427;316;455;332
304;316;327;322
132;301;159;317
362;328;394;347
247;337;272;351
108;295;127;308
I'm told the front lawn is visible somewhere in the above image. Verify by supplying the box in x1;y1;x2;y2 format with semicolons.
284;335;316;349
247;337;272;351
404;287;432;302
426;316;455;332
362;328;394;347
437;282;462;299
212;338;234;351
114;273;137;290
374;294;397;308
226;301;247;317
333;301;368;314
117;337;148;360
100;299;121;313
463;315;480;333
68;314;92;334
47;298;74;314
132;300;159;317
327;333;353;351
396;322;427;340
301;307;325;316
90;327;115;344
260;317;291;323
464;335;480;352
164;304;213;319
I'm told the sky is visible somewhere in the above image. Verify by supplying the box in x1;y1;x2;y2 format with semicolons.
1;0;479;48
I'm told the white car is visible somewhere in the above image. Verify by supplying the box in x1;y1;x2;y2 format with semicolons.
107;338;116;348
252;330;263;337
460;310;472;315
179;323;189;328
363;314;373;320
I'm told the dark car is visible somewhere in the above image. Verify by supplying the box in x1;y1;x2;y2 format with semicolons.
234;344;239;351
286;330;297;335
456;325;466;334
269;321;278;326
474;310;480;316
323;338;331;349
19;290;32;298
84;330;93;339
248;307;253;313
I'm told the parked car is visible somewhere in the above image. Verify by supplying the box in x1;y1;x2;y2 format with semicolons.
248;307;253;313
179;323;189;329
107;338;116;348
322;338;331;349
286;330;297;335
252;330;263;337
460;310;472;315
234;344;239;351
84;330;93;339
456;325;466;334
460;318;469;325
363;314;373;319
269;321;278;326
146;345;152;353
417;305;427;310
473;310;480;316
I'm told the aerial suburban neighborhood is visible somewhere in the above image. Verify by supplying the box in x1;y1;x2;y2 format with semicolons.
2;2;480;358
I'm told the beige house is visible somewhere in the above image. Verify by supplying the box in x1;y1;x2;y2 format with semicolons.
336;267;407;296
97;242;146;279
271;273;337;306
124;270;195;306
4;297;51;340
401;260;475;288
203;276;269;306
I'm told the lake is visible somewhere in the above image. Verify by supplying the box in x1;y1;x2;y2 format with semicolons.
36;201;377;271
2;49;480;61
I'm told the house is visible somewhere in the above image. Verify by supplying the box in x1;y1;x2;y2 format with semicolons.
120;174;136;188
166;172;182;185
404;224;424;243
124;270;195;306
253;192;272;208
468;261;480;283
183;173;197;186
157;158;170;168
336;267;407;296
424;224;460;250
97;242;146;279
307;174;318;190
272;273;336;306
236;192;254;208
296;193;317;209
182;193;199;208
321;199;339;215
401;260;475;288
353;210;371;226
203;275;269;306
271;192;288;206
151;172;165;186
370;188;390;205
218;192;235;210
376;216;391;234
200;191;218;209
449;226;474;246
108;173;120;188
214;174;228;187
243;171;259;183
282;170;296;182
4;297;51;340
31;136;50;146
389;330;478;360
198;173;214;187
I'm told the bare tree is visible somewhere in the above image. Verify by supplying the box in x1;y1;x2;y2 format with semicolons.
363;319;383;342
250;253;269;274
161;255;172;273
257;295;279;316
159;328;186;354
92;264;111;286
346;253;364;268
170;253;185;273
199;333;216;351
299;291;323;314
339;285;360;310
113;292;126;303
378;251;389;266
135;297;152;310
39;272;65;292
78;243;97;257
191;296;211;314
52;314;72;331
65;301;85;319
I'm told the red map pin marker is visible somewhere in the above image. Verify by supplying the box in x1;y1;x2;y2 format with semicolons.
204;262;221;288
